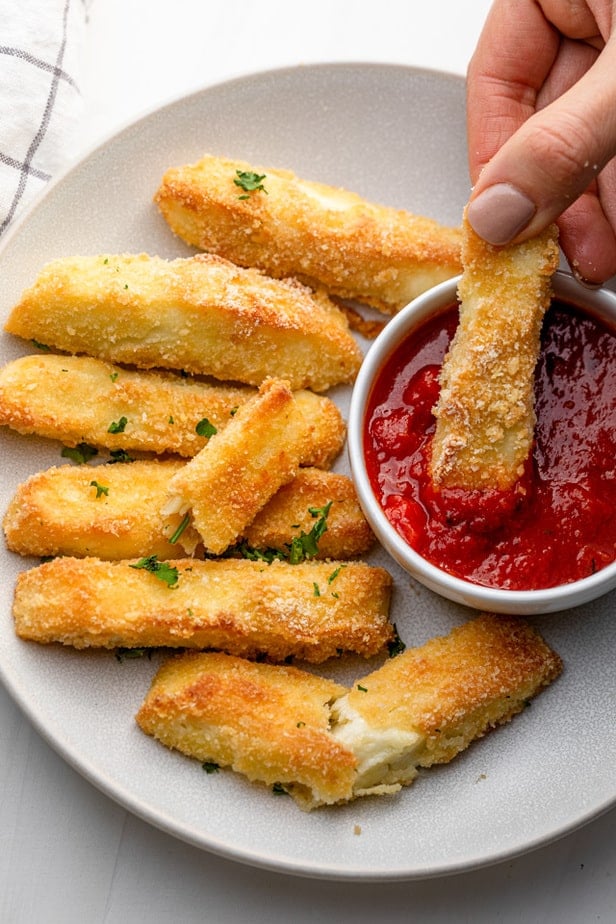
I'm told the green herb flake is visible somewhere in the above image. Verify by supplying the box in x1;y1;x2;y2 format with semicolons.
234;170;268;197
129;555;179;587
195;417;218;438
115;647;153;663
387;623;407;658
357;684;368;693
108;416;128;434
61;442;98;465
30;339;51;352
313;582;321;597
202;761;220;774
327;565;344;584
90;480;109;499
110;371;119;382
108;448;134;464
169;512;191;545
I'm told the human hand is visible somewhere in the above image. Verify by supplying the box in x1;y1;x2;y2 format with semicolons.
466;0;616;284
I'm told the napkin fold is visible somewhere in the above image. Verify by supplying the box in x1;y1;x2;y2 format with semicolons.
0;0;89;237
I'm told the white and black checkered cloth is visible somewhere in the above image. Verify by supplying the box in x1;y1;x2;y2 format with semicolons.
0;0;90;236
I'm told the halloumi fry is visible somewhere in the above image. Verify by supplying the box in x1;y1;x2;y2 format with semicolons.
4;252;362;391
164;378;336;554
136;652;357;808
12;557;394;662
430;216;560;490
328;613;562;804
135;614;561;811
3;463;370;561
243;468;374;560
3;460;199;560
0;353;250;457
154;154;462;315
0;353;345;464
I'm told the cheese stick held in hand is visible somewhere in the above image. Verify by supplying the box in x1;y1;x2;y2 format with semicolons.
430;214;559;491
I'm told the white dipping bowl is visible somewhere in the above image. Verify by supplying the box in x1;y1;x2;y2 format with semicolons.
348;270;616;615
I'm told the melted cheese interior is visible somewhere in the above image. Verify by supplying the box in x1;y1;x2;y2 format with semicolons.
329;695;424;791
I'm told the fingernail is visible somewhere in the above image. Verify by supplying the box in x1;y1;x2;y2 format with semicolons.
467;183;536;245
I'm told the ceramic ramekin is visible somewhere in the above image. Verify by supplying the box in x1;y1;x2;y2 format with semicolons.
348;270;616;615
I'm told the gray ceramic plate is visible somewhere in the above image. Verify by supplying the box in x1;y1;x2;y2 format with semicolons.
0;63;614;881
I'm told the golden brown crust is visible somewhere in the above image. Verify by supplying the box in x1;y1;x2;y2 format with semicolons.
0;353;345;465
343;613;562;768
0;353;251;456
165;378;345;554
3;463;369;561
4;252;362;391
134;614;561;810
244;468;374;559
430;216;560;490
154;154;462;313
12;557;394;662
2;459;197;559
136;652;356;808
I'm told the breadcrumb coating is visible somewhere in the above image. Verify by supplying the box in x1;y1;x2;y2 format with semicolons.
12;557;394;663
4;252;362;391
430;216;560;490
154;153;462;313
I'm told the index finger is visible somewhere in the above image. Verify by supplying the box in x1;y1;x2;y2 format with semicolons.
467;0;560;183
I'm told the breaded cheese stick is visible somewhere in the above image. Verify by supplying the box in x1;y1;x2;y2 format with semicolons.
154;154;463;314
12;557;394;662
4;252;362;391
0;353;251;457
3;463;370;561
136;652;357;808
243;467;374;560
430;215;560;490
2;460;200;560
164;378;338;554
0;353;345;465
328;613;562;805
135;614;561;811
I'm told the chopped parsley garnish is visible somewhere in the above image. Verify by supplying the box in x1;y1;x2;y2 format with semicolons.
129;555;179;587
61;442;98;464
115;647;153;663
109;371;119;382
30;339;51;351
313;582;321;597
169;512;191;545
202;761;220;774
226;501;333;565
234;169;268;199
195;417;217;438
108;448;134;464
387;623;406;658
357;684;368;693
90;480;109;499
108;416;128;434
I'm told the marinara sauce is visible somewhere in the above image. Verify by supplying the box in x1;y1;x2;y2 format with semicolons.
364;301;616;590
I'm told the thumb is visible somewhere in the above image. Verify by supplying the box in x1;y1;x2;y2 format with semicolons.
466;38;616;248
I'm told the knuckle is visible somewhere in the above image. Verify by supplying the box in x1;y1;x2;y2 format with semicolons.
526;113;599;188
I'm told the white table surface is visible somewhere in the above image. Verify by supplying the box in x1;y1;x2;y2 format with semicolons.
1;2;614;921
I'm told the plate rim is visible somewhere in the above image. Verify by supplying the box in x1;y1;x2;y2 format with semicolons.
0;60;614;882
